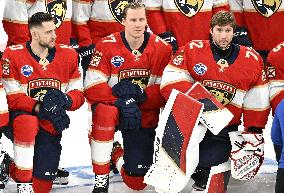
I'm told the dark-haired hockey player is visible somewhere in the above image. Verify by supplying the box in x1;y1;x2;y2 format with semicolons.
160;11;269;192
83;2;172;192
1;12;84;193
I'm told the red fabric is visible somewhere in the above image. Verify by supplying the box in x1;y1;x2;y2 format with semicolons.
208;173;226;193
32;177;53;193
121;167;146;191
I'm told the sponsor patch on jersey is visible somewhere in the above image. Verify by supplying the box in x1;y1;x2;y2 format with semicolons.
267;66;276;78
202;80;237;106
251;0;282;18
46;0;67;28
90;51;103;67
108;0;129;25
174;0;204;18
193;63;207;75
172;51;184;66
21;65;33;77
28;79;61;101
1;58;10;75
119;69;150;89
111;56;125;67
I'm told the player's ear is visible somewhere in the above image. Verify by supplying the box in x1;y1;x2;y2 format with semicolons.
210;28;213;36
122;18;126;26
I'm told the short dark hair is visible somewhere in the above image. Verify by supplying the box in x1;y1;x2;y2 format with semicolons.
122;0;146;19
28;12;55;30
210;11;236;31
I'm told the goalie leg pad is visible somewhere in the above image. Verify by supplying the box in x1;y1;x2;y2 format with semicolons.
207;171;230;193
121;128;156;175
199;125;238;168
121;167;147;190
91;103;118;174
33;129;62;181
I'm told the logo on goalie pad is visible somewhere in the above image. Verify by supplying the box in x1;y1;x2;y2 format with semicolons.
46;0;67;28
229;131;264;180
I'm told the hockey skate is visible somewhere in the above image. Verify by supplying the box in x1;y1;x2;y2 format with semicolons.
92;174;109;193
110;141;122;175
53;168;69;185
191;167;210;191
17;183;34;193
0;151;13;191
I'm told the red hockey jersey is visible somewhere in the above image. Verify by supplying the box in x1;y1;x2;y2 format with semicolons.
229;0;284;51
72;0;128;47
1;43;84;132
145;0;229;47
267;41;284;114
161;40;270;128
2;0;72;46
84;32;172;128
0;66;9;128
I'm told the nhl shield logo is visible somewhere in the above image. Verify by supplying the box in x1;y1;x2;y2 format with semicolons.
174;0;204;18
46;0;67;28
108;0;130;25
251;0;282;18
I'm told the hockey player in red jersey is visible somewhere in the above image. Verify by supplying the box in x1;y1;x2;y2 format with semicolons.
83;2;172;192
0;53;9;130
229;0;284;62
160;11;270;192
2;0;73;46
1;12;84;193
145;0;230;52
266;41;284;193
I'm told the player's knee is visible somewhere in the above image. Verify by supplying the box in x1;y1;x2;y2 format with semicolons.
13;114;38;142
91;103;118;139
121;167;147;190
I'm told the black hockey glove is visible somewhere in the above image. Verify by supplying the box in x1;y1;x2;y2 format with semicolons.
158;31;178;53
38;104;70;132
112;79;147;103
42;89;72;113
114;97;142;131
77;44;95;77
232;26;253;47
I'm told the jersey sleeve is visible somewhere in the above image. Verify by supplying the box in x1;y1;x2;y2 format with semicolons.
243;53;270;129
160;45;195;100
267;42;284;114
0;66;9;128
139;39;172;110
83;41;117;105
212;0;230;14
72;0;93;47
145;0;167;35
64;48;85;111
1;48;37;113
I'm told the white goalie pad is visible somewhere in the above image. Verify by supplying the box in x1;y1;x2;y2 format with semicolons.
186;82;234;135
144;89;206;193
229;131;264;180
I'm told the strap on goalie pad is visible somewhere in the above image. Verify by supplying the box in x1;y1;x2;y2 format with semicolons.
185;82;233;135
229;131;264;180
144;89;205;193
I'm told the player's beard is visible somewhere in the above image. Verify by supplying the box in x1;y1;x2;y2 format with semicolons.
39;39;56;49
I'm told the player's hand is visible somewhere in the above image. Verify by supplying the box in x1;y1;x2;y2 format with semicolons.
114;97;142;131
112;79;147;103
158;31;178;53
77;44;95;77
232;26;253;47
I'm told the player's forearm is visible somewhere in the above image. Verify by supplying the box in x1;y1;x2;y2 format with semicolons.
7;94;38;113
84;84;117;105
66;90;85;111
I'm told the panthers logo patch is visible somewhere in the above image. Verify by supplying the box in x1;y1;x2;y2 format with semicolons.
203;80;236;106
46;0;67;28
119;69;150;89
28;79;61;101
174;0;204;18
251;0;282;17
108;0;129;25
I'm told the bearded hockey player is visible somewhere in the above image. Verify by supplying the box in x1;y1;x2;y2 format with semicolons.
266;41;284;193
229;0;284;62
160;11;270;192
2;0;72;46
83;2;172;192
1;12;84;193
144;0;229;52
